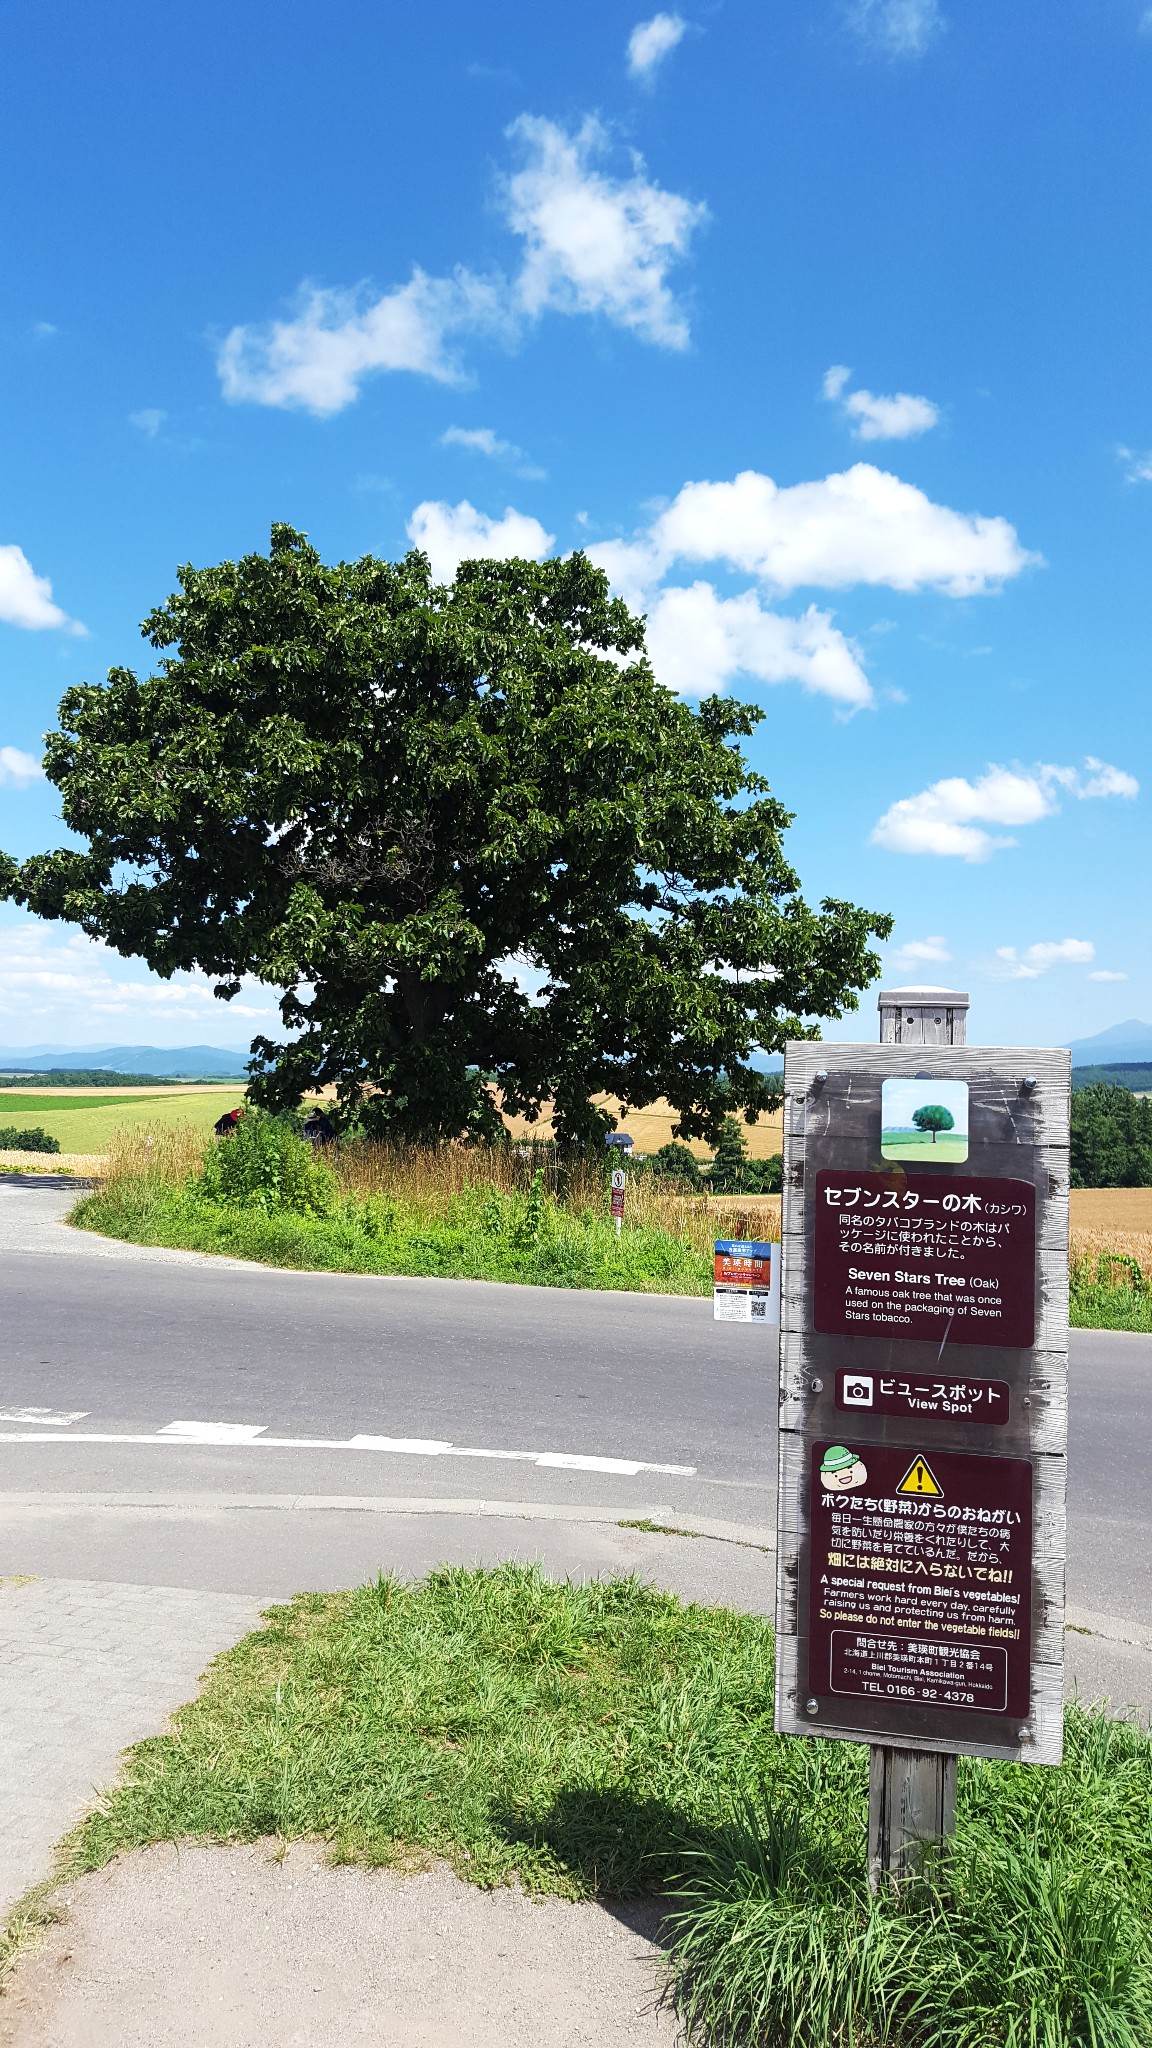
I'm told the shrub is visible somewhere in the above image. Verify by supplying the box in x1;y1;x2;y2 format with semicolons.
0;1125;61;1153
197;1107;334;1215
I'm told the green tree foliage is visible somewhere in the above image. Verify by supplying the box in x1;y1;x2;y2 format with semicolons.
0;527;891;1147
648;1140;703;1189
0;1126;60;1153
1070;1082;1152;1188
912;1103;955;1143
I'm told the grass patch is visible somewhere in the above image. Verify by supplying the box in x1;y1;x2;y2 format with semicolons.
56;1567;1152;2048
0;1088;245;1154
71;1118;722;1294
1070;1252;1152;1333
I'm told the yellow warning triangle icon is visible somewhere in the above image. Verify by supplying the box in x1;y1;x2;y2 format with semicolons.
897;1454;944;1498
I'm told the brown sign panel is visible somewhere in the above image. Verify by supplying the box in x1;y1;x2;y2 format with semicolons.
807;1439;1033;1721
836;1369;1010;1424
813;1170;1036;1348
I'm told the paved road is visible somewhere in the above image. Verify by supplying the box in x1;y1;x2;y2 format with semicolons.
1;1179;1149;1699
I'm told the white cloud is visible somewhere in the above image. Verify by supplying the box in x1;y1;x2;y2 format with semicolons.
643;583;873;707
871;758;1139;862
0;918;277;1040
218;118;705;415
0;747;43;786
849;0;944;57
504;115;705;349
599;464;1037;598
129;408;166;438
218;271;508;416
1118;444;1152;483
991;939;1095;981
0;545;82;634
891;935;952;969
1089;969;1128;982
440;424;544;478
823;365;940;441
627;13;688;80
407;498;555;581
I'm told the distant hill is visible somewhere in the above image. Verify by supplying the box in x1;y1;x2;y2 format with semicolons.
1066;1019;1152;1067
0;1044;250;1078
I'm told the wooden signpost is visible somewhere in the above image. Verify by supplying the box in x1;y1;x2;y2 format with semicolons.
774;988;1070;1884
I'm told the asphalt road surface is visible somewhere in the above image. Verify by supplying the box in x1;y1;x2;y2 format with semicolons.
1;1180;1149;1707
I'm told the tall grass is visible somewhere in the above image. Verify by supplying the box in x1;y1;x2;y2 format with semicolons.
73;1118;779;1293
1070;1242;1152;1332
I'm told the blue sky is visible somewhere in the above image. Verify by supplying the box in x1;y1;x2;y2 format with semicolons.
1;0;1149;1051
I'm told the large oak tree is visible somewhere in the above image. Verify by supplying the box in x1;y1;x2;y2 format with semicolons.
1;527;891;1144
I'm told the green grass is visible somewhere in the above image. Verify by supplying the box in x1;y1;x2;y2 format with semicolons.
55;1567;1152;2048
1071;1255;1152;1333
0;1089;244;1153
881;1130;970;1162
72;1175;713;1292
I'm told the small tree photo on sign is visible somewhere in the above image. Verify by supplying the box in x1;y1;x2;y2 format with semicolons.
881;1076;969;1162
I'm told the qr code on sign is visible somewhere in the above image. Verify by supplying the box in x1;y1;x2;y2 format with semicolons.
751;1297;767;1319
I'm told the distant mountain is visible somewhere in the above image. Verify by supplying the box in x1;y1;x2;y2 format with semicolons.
0;1043;250;1078
1065;1019;1152;1068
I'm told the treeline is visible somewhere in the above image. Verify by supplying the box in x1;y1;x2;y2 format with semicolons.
0;1069;217;1087
1072;1062;1152;1092
1070;1083;1152;1188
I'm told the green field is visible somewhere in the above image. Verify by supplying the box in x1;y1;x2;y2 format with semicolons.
0;1089;244;1154
881;1127;970;1162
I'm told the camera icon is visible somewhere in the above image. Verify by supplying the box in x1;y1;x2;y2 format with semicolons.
842;1376;874;1407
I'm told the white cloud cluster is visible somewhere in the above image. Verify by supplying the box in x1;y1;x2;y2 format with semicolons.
441;425;544;479
627;13;688;81
129;408;167;439
0;545;81;634
596;465;1036;600
1089;969;1128;983
0;746;43;786
407;452;1036;709
848;0;944;58
219;118;705;414
407;499;555;582
1119;443;1152;484
871;758;1139;861
643;584;872;707
505;115;705;349
218;270;508;415
991;939;1095;981
0;920;277;1037
823;365;939;442
890;934;952;970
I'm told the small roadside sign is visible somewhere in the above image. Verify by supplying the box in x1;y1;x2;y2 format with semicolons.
610;1167;626;1234
713;1238;780;1324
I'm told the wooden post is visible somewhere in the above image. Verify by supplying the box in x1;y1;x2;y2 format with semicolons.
868;1746;956;1888
869;986;967;1887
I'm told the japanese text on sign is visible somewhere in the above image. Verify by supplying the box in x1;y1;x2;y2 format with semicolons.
808;1440;1033;1718
813;1171;1036;1348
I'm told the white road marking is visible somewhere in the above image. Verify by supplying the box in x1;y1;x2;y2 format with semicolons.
0;1422;694;1477
159;1421;268;1444
0;1408;89;1426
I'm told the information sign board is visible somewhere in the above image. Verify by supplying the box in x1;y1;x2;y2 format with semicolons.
813;1171;1035;1347
773;1045;1069;1766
